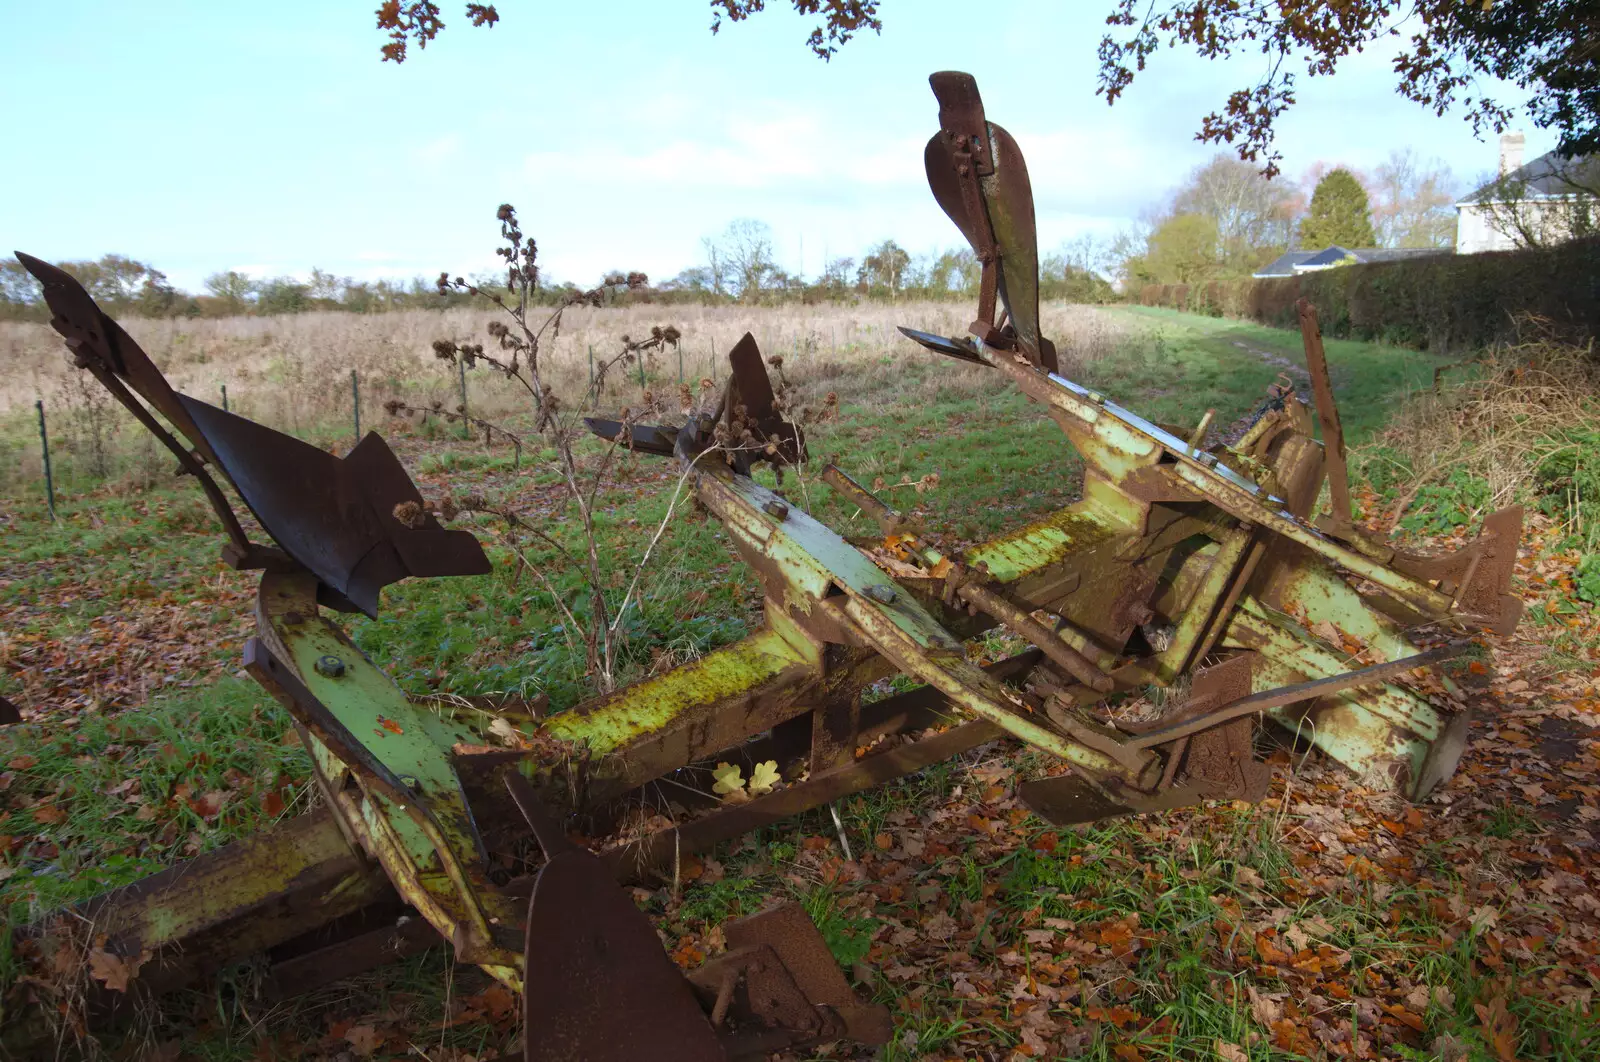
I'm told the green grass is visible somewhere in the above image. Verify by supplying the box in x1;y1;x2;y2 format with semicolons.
0;677;306;913
3;307;1594;1059
1115;306;1440;444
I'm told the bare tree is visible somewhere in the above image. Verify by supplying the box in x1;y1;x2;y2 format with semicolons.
1172;155;1297;262
1057;234;1112;278
699;219;777;300
818;255;856;294
699;235;732;297
723;218;779;300
1370;149;1459;249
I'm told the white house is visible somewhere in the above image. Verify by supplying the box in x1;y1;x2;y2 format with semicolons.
1455;133;1598;253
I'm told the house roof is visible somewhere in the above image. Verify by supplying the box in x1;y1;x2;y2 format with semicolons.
1252;250;1320;278
1252;245;1444;278
1460;150;1600;205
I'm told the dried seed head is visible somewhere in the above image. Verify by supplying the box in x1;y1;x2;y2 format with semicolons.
383;398;404;415
627;272;648;289
487;320;508;339
663;325;681;344
440;497;460;521
432;339;457;361
392;501;427;529
496;203;515;222
767;355;784;368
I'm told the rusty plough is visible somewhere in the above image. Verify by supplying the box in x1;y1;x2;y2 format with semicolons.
6;72;1522;1059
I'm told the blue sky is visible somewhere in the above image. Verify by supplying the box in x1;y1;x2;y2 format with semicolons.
0;1;1555;292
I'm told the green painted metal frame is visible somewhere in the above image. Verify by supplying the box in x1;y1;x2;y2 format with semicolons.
225;339;1503;999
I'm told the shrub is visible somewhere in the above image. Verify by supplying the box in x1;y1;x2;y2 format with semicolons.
1135;236;1600;354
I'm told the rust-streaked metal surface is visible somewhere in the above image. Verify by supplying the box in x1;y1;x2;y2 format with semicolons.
507;772;727;1062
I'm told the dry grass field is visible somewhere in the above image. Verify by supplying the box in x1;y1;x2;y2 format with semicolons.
0;299;1137;417
0;300;1140;499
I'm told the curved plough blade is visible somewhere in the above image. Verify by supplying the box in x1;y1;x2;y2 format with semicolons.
17;253;488;616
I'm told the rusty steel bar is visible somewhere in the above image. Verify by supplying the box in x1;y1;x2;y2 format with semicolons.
1126;644;1460;750
1297;299;1352;531
821;462;906;534
953;579;1114;692
606;719;1001;882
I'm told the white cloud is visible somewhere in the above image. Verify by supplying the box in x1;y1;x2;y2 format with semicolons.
520;103;925;196
416;133;463;169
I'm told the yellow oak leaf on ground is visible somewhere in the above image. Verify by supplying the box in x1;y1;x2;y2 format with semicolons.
748;759;780;796
711;762;748;802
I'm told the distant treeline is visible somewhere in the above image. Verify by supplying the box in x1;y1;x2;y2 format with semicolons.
0;233;1114;322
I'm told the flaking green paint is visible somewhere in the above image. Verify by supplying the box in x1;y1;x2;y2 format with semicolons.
964;505;1121;585
543;619;821;756
1223;601;1449;791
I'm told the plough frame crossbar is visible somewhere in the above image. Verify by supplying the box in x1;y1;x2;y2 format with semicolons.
7;71;1522;1060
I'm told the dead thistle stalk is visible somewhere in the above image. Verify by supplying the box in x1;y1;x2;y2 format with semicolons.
397;204;688;694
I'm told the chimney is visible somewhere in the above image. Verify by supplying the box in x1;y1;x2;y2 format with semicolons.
1499;132;1525;177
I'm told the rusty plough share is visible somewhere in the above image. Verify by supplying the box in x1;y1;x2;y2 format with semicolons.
8;72;1522;1059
